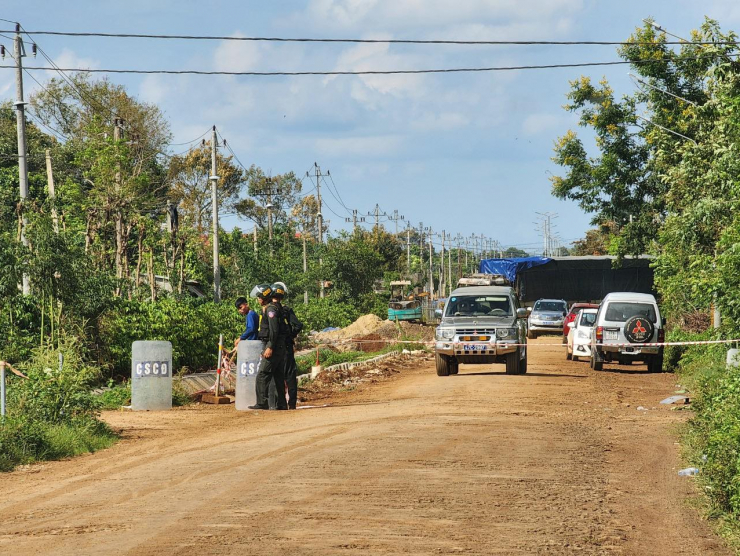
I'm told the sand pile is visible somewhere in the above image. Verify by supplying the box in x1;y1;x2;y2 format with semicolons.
315;314;384;341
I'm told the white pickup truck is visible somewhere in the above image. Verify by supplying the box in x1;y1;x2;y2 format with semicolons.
434;285;529;376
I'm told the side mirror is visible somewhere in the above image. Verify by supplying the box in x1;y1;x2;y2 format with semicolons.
516;308;528;318
567;322;575;329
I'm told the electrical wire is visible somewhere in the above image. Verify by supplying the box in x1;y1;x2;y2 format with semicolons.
4;56;734;76
2;29;739;46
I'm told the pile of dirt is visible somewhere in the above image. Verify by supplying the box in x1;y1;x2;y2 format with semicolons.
314;314;384;341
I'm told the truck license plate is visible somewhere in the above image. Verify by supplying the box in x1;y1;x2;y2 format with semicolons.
463;344;485;352
605;331;618;340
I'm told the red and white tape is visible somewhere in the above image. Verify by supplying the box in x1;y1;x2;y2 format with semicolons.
310;337;740;349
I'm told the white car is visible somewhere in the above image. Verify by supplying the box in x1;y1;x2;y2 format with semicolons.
566;308;597;361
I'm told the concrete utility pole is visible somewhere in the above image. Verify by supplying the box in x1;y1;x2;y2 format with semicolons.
14;24;30;295
45;149;59;233
389;209;405;234
253;225;258;255
345;209;365;231
313;163;331;244
448;244;452;297
210;126;221;303
428;227;434;298
302;216;308;305
368;204;388;238
439;230;445;297
406;225;411;275
266;181;274;255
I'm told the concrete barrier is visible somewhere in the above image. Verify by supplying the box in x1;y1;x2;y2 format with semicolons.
131;341;172;411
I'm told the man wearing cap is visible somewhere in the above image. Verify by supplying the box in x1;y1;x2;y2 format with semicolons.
234;297;259;348
248;284;288;410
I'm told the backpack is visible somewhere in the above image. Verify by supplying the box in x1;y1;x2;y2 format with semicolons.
284;305;304;338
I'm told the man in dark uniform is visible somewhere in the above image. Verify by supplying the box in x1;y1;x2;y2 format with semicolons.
248;284;288;410
270;282;302;410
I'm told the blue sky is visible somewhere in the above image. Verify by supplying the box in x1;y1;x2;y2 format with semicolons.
2;1;740;254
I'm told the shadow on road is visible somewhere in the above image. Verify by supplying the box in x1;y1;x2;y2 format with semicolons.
454;371;587;379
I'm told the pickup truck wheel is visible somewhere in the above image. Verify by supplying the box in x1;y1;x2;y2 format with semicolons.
527;330;536;339
648;353;664;373
519;355;528;375
591;352;603;371
435;353;450;376
449;359;459;375
505;349;521;375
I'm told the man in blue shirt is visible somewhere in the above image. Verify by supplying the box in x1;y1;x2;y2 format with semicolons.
234;296;259;347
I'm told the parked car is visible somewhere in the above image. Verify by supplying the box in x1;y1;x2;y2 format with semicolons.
566;308;598;361
562;303;600;343
527;298;568;339
590;292;665;372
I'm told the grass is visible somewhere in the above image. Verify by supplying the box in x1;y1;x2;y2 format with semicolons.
0;417;117;472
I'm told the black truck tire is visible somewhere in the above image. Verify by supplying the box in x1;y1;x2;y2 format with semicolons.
435;353;450;376
506;349;521;375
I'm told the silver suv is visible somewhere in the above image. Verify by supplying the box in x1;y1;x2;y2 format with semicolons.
527;298;568;338
434;285;528;376
590;292;665;372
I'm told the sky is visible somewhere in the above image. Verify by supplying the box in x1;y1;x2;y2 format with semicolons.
2;1;740;254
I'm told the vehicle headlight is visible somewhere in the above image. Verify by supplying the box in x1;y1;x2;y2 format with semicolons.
496;328;518;339
436;327;455;340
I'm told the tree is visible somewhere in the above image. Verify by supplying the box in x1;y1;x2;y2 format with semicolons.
233;166;302;229
570;224;617;256
167;143;245;232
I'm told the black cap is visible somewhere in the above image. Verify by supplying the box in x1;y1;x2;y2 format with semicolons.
235;297;248;309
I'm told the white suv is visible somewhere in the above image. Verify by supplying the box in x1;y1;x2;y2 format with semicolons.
590;292;665;372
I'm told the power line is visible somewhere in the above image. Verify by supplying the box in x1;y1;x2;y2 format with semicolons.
2;29;738;47
3;54;736;77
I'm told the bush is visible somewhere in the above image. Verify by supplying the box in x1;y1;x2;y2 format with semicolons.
292;297;360;332
1;339;117;472
96;297;243;377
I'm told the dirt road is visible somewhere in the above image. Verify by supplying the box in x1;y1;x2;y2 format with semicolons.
0;338;728;555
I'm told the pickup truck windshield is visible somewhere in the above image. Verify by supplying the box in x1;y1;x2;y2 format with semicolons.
445;295;512;317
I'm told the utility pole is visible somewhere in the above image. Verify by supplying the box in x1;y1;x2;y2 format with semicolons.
45;149;58;233
447;243;452;297
266;182;274;255
367;204;388;238
14;24;30;295
428;227;434;298
389;209;405;234
210;126;221;303
311;163;330;299
406;224;411;275
312;163;331;244
345;209;365;232
253;225;258;255
439;230;446;297
302;216;308;305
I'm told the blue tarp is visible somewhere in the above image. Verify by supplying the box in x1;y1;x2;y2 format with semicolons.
479;257;552;284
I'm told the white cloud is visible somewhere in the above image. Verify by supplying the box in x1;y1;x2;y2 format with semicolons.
522;112;568;136
315;134;403;157
213;34;262;73
300;0;583;34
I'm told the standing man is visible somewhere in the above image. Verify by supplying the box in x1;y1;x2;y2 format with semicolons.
234;296;259;348
248;284;288;410
271;282;303;410
270;282;303;409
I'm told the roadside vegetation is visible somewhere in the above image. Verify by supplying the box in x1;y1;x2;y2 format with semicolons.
551;17;740;546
